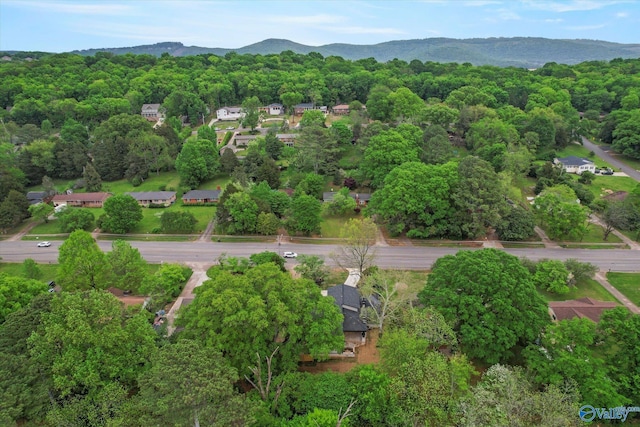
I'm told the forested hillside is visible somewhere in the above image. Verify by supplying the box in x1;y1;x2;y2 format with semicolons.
1;50;640;425
6;36;637;67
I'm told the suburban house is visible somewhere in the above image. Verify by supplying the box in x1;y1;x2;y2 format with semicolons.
140;104;163;121
26;191;52;205
260;103;284;115
326;284;371;351
52;192;111;208
234;134;258;147
332;104;350;115
276;133;297;147
548;298;617;322
294;103;328;116
181;190;221;205
125;191;176;207
216;106;244;121
554;156;596;175
323;192;372;206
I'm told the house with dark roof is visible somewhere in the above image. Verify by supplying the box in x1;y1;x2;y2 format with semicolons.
276;133;297;147
554;156;596;175
26;191;52;205
234;134;258;147
548;298;617;322
52;192;111;208
182;190;221;205
326;284;371;351
216;106;244;121
126;191;176;207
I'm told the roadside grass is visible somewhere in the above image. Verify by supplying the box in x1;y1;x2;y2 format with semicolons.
606;272;640;306
588;175;639;199
540;223;622;244
0;261;161;280
320;213;360;238
619;229;640;242
538;278;619;303
382;269;430;302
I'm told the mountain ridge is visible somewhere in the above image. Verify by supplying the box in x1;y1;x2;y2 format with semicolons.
14;37;640;67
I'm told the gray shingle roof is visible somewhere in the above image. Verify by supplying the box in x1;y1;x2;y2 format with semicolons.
327;285;368;333
181;190;221;200
556;156;594;167
125;191;176;201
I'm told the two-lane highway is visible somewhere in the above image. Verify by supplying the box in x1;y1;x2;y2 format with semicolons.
1;240;638;272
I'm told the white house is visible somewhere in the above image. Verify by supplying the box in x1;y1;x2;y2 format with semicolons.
554;156;596;175
141;104;163;121
260;103;284;115
216;106;245;121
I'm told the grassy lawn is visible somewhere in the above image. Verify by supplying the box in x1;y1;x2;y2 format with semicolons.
556;145;615;169
0;261;58;279
101;171;182;194
541;223;622;244
320;213;361;238
383;269;430;302
589;175;639;199
619;229;640;242
538;278;619;303
607;272;640;306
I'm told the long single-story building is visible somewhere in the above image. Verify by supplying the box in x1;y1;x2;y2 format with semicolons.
125;191;176;207
52;192;112;208
181;190;221;205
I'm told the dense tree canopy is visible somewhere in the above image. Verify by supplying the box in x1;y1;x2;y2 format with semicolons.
418;249;549;364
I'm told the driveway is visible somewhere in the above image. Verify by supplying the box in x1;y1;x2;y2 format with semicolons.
581;137;640;182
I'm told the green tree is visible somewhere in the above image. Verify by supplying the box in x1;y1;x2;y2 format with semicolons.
83;162;102;192
133;340;255;426
256;211;280;235
452;156;510;239
564;258;598;286
56;230;109;291
361;128;420;188
418;249;549;364
287;194;321;236
56;207;95;233
388;87;425;123
534;185;589;240
459;364;580;426
367;162;458;238
421;133;454;165
495;206;536;241
99;194;142;234
421;104;459;128
28;202;54;224
524;318;624;408
249;251;286;272
28;290;156;398
175;138;219;188
295;173;325;199
534;259;570;294
140;263;187;307
0;273;48;323
325;189;357;216
294;255;330;285
105;240;147;293
225;192;259;234
299;109;326;128
163;89;207;125
241;95;262;131
255;157;281;189
177;263;344;375
280;92;303;121
365;84;393;122
602;200;638;241
359;271;407;334
21;258;42;279
294;125;338;174
265;130;284;160
160;210;198;233
219;148;240;174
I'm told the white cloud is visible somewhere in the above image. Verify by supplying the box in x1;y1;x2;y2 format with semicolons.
545;18;564;23
497;9;521;20
4;1;133;15
522;0;631;13
463;0;503;5
616;11;629;17
565;23;607;30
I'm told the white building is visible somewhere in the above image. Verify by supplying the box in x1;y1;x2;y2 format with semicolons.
216;106;245;121
554;156;596;175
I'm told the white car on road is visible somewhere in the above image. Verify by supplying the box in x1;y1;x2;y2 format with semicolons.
37;241;51;247
283;251;297;258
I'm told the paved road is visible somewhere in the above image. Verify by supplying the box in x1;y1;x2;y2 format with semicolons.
581;136;640;182
2;240;639;272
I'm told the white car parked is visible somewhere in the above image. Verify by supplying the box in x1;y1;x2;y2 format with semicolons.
37;241;51;247
283;251;297;258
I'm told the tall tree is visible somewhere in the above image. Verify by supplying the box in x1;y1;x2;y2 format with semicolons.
294;125;338;174
99;194;142;234
361;128;420;188
177;263;344;375
56;230;109;291
241;95;262;132
106;240;148;293
418;249;549;364
175;138;219;188
133;340;255;426
83;162;102;192
287;194;322;236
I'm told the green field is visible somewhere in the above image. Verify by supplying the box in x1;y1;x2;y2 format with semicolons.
319;213;360;238
539;278;619;303
607;272;640;306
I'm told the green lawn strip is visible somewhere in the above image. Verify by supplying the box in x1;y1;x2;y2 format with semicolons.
589;175;639;199
0;262;58;279
501;242;546;248
606;272;640;306
560;243;628;249
618;229;640;242
319;213;360;238
383;269;430;302
542;223;622;244
409;240;483;248
538;278;619;303
199;174;231;190
213;236;274;243
101;171;182;194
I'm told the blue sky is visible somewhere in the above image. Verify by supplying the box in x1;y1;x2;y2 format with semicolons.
1;0;639;52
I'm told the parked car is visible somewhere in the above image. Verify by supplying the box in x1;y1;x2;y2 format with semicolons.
226;126;235;130
602;168;614;175
283;251;297;258
37;241;51;247
594;168;601;174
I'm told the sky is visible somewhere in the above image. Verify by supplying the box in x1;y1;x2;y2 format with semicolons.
1;0;639;52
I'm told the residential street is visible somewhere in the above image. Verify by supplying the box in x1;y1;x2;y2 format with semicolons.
581;136;640;181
